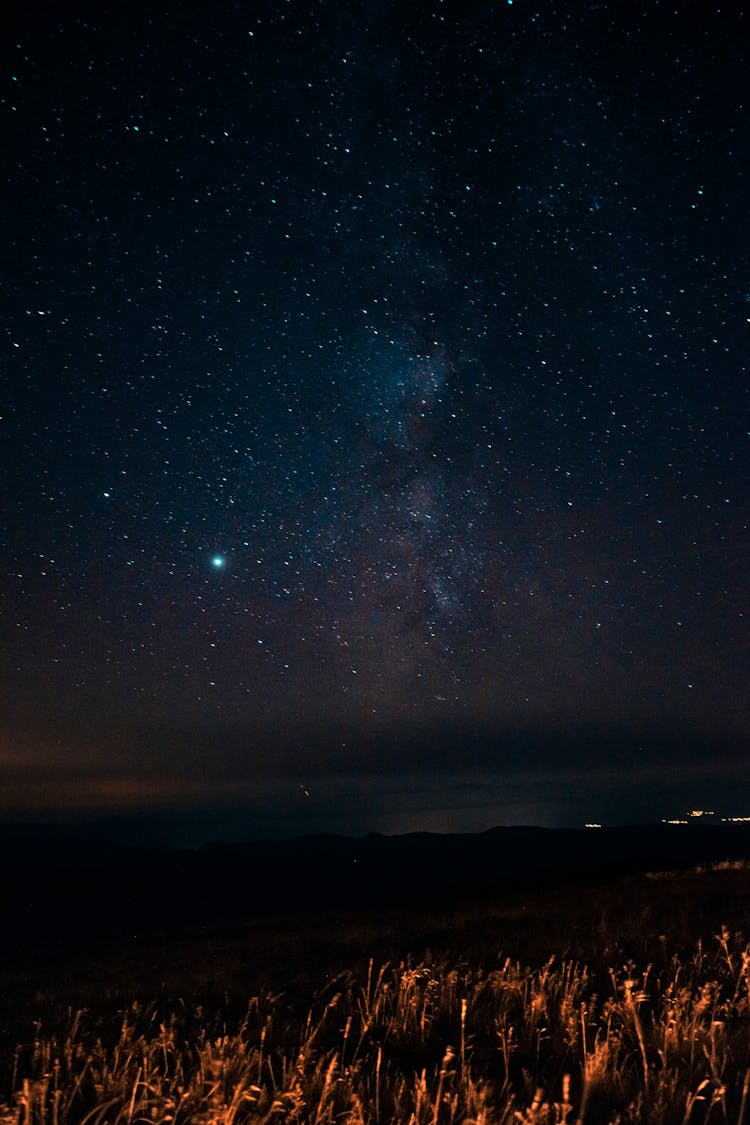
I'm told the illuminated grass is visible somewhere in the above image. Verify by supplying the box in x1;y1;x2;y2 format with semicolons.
4;927;750;1125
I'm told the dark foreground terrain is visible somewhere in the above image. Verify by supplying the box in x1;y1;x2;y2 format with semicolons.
1;824;750;1123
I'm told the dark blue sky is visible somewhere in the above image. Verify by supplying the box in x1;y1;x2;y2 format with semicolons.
1;0;747;842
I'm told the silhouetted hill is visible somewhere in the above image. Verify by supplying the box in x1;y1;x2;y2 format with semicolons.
1;823;749;957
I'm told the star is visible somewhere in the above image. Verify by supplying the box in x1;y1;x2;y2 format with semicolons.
211;556;225;569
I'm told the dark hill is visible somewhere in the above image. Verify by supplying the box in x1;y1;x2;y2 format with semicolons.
1;822;749;957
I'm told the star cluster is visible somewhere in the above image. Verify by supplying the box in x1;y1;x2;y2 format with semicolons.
1;0;747;835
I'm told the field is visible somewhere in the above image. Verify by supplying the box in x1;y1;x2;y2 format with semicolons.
1;836;750;1124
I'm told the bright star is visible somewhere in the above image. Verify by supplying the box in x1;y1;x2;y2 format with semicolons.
211;555;225;568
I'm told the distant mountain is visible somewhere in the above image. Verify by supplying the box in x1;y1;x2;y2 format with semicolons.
1;821;749;958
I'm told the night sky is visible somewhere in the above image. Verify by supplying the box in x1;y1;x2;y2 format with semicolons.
2;0;748;845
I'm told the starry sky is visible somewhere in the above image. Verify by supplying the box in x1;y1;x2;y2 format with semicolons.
2;0;748;844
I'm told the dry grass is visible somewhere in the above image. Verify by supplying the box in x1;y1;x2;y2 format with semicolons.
3;923;750;1125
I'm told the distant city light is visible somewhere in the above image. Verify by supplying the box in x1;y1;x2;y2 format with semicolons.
587;809;747;829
